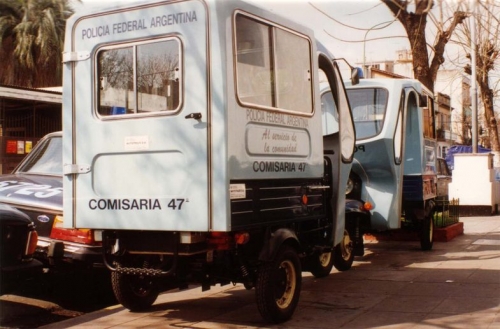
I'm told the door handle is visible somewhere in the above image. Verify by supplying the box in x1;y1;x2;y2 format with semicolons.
185;112;202;120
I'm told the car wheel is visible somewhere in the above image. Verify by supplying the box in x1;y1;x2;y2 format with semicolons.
256;244;301;323
111;271;160;311
333;229;354;271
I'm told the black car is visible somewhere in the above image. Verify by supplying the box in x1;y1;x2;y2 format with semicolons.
0;132;103;271
0;204;43;294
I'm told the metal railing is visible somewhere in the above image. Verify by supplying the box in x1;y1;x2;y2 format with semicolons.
434;198;460;228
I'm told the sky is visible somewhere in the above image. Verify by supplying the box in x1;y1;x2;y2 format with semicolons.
249;0;410;66
75;0;470;78
75;0;410;68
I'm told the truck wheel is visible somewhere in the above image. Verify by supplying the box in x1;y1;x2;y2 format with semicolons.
256;244;301;323
309;250;335;278
420;214;434;251
333;229;354;271
111;272;159;311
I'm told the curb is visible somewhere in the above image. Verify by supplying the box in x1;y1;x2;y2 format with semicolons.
364;221;464;242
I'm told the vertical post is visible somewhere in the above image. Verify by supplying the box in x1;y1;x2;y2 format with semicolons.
363;30;369;78
362;20;395;79
470;0;478;153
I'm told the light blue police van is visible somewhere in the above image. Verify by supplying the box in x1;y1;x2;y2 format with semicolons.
62;0;357;323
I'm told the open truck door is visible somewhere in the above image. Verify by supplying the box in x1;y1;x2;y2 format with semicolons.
63;0;354;323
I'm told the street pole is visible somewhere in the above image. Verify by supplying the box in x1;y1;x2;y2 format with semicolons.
471;0;478;153
363;20;395;78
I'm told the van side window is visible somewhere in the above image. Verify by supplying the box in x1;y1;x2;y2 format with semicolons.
235;14;313;114
97;38;181;117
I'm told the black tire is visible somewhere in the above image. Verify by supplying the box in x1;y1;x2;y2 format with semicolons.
256;244;301;323
420;214;434;251
309;250;335;278
111;271;160;311
333;229;354;271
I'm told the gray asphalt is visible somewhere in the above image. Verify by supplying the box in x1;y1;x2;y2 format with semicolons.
39;216;500;329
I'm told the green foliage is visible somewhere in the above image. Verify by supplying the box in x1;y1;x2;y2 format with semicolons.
0;0;76;87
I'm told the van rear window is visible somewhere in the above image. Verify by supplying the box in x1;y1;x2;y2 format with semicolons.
96;38;181;117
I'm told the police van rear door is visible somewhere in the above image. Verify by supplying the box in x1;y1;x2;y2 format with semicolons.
64;1;209;231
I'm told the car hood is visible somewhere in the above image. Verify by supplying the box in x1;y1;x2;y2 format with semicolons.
0;174;62;211
0;204;32;223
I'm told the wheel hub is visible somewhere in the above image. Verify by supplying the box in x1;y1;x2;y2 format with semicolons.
274;260;296;309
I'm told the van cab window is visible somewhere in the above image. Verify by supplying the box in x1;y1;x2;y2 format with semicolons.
346;88;388;140
235;14;313;114
97;38;181;117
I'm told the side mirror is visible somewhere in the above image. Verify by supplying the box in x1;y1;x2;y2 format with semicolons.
333;58;362;85
351;67;362;86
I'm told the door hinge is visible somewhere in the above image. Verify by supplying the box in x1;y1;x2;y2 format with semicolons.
62;51;90;63
63;164;91;175
307;185;330;191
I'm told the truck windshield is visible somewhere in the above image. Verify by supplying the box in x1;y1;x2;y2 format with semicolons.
346;88;388;140
16;136;62;175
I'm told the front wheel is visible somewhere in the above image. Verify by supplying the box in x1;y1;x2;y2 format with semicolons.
309;250;335;278
256;244;301;323
420;214;434;251
333;229;354;271
111;271;160;311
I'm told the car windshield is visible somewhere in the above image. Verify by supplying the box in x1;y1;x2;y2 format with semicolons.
346;88;389;140
16;136;62;175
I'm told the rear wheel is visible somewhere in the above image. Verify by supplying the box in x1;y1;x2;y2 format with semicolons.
333;229;354;271
420;214;434;251
111;271;160;311
309;250;335;278
256;244;301;323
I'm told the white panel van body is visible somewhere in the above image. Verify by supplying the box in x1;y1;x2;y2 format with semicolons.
63;0;355;323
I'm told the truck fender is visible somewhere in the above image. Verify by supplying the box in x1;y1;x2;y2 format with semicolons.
344;199;371;232
345;199;369;216
258;228;300;262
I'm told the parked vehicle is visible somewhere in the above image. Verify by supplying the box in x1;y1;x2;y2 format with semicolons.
341;77;439;252
0;204;42;294
62;0;356;323
0;132;103;270
436;157;452;202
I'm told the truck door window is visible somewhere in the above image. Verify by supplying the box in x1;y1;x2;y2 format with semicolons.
422;95;435;139
320;89;339;136
97;38;181;118
235;14;312;114
394;92;405;165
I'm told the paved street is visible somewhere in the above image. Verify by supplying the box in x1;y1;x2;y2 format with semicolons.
40;216;500;329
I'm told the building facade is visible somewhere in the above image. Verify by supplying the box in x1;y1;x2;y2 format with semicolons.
0;85;62;174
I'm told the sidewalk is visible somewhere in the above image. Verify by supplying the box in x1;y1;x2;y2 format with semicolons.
42;216;500;329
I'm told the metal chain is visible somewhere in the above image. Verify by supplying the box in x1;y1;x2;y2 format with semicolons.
115;265;165;277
